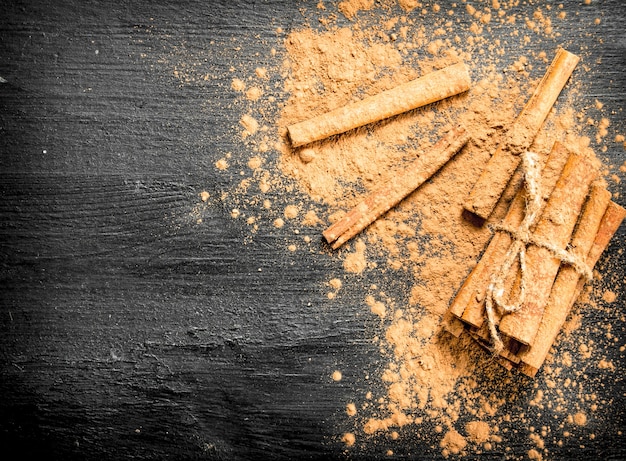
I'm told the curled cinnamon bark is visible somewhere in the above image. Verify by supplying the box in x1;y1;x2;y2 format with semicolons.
464;48;579;220
287;63;471;147
324;126;470;249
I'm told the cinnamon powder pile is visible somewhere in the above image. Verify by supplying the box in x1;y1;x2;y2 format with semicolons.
272;8;618;455
272;3;623;457
143;0;625;458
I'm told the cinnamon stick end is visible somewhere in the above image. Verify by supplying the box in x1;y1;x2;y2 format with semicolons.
519;363;539;378
461;208;487;227
496;356;516;371
443;313;466;337
286;124;306;148
331;239;344;250
322;228;338;245
464;152;522;220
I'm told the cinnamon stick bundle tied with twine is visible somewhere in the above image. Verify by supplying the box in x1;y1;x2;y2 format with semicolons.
484;150;597;352
494;152;598;347
287;62;471;147
447;142;571;331
446;141;625;376
485;192;624;376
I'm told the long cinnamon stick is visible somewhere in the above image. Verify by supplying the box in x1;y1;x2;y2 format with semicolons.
287;63;471;147
448;142;571;327
323;126;470;249
519;197;625;377
498;153;598;345
464;48;579;220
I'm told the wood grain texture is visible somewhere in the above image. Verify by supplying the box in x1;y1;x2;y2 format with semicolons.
1;1;625;460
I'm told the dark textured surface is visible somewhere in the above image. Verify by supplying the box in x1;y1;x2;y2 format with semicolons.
1;1;625;460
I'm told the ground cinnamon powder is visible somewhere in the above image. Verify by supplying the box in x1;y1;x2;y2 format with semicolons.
143;0;626;458
239;2;620;457
272;13;611;454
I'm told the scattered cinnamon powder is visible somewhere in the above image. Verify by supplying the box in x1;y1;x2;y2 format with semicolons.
299;148;316;163
342;432;356;446
572;412;588;426
245;86;263;101
597;358;614;370
397;0;419;12
596;117;610;143
283;204;299;220
215;158;229;170
343;239;367;274
240;114;259;137
329;278;343;291
440;428;467;456
302;210;322;226
338;0;375;20
602;290;616;303
365;295;386;319
465;420;491;444
248;156;263;170
148;0;626;458
231;78;245;92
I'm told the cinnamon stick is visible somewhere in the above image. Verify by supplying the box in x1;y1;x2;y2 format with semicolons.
287;62;471;147
495;356;516;371
443;311;466;338
464;48;579;220
498;153;598;346
469;329;522;364
448;142;571;327
519;196;624;377
484;188;609;368
323;125;470;249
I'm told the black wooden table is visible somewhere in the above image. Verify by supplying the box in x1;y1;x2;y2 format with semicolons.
1;1;625;460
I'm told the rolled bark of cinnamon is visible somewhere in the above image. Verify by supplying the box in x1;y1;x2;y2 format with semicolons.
469;329;522;364
287;62;471;147
448;142;571;328
498;153;598;345
464;48;580;220
324;125;470;249
519;197;625;377
442;312;466;337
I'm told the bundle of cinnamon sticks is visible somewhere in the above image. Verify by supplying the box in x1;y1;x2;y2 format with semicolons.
442;48;625;376
445;141;625;376
289;47;624;377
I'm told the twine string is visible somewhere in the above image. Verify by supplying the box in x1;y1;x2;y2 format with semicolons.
484;151;593;354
